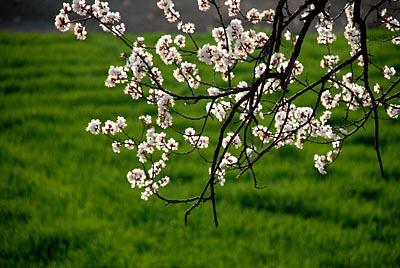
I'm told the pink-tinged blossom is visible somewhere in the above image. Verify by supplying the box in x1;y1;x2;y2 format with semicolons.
112;141;121;153
102;120;118;135
105;66;128;88
86;119;101;135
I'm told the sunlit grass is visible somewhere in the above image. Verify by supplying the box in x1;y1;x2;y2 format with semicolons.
1;30;399;267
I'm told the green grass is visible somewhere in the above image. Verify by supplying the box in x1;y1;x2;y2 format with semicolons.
1;30;400;267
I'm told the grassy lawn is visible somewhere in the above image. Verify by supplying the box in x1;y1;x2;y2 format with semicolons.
1;31;399;267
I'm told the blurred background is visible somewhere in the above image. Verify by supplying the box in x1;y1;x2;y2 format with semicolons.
0;0;382;32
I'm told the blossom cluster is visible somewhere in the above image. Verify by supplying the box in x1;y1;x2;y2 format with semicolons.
380;8;400;32
246;8;275;24
55;0;125;40
316;12;336;44
156;0;195;34
314;141;341;175
225;0;240;17
173;62;201;89
183;128;209;149
86;115;178;200
56;0;400;205
86;116;126;136
155;34;183;65
127;168;170;200
344;4;362;60
211;152;238;186
197;18;272;81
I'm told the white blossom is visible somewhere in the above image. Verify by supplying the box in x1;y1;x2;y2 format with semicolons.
207;87;220;96
197;0;210;12
384;65;396;79
316;13;336;44
73;23;87;40
222;132;242;149
246;8;262;24
139;115;152;125
225;0;240;17
102;120;118;135
252;125;272;144
116;116;127;131
55;10;71;32
183;128;209;148
392;36;400;45
174;34;186;48
381;8;400;31
320;55;339;69
226;19;243;41
124;139;135;150
173;61;201;89
262;9;275;24
321;90;341;109
255;63;266;78
374;83;381;94
387;104;400;119
284;30;291;41
178;22;196;34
